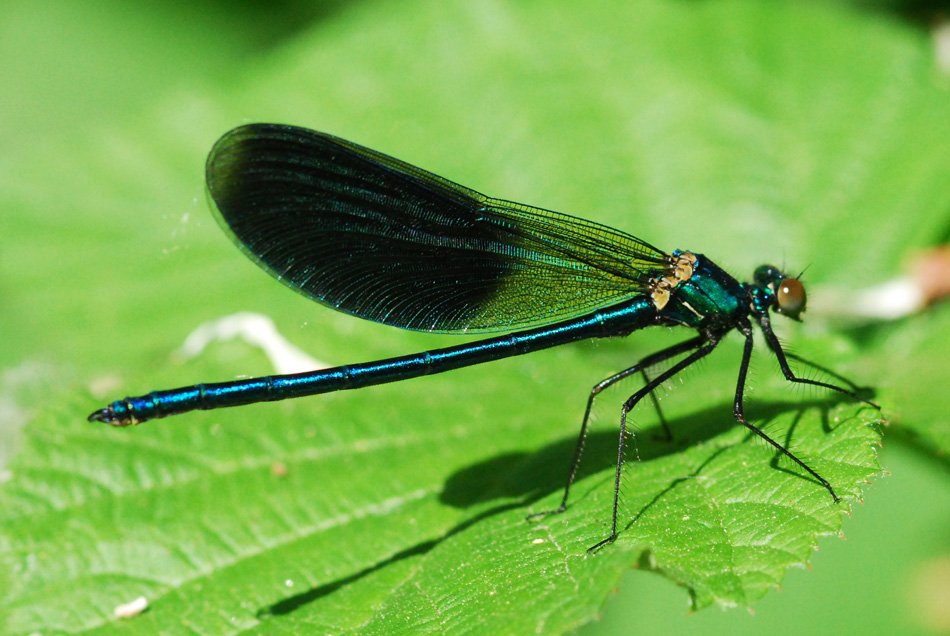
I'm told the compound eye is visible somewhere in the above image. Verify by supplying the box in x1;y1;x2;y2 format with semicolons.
776;277;806;317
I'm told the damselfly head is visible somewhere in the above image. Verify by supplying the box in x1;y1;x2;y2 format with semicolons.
753;265;807;320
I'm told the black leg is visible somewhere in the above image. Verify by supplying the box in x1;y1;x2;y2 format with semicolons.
785;351;871;398
528;336;705;523
641;364;673;442
588;336;722;553
733;320;839;501
757;314;880;410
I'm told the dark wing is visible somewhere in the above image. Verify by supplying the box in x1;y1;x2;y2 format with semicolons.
206;123;670;333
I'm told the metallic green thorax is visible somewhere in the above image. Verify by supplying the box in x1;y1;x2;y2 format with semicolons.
659;252;747;329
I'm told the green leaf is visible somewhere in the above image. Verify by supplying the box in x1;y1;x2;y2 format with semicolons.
3;0;948;634
856;303;950;457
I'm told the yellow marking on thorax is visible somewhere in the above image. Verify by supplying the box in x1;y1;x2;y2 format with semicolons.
649;251;697;310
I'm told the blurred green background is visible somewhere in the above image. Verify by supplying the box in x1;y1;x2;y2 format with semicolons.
2;1;950;634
